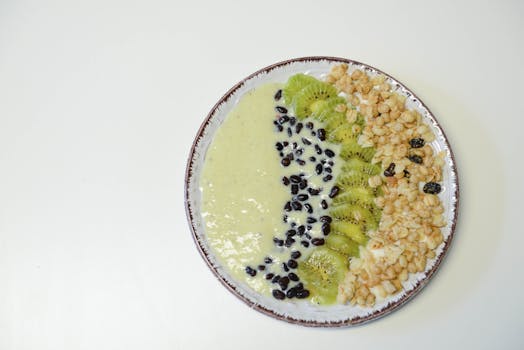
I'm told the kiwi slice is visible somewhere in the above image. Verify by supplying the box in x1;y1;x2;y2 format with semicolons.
333;187;375;205
312;96;347;119
282;74;319;105
336;171;370;189
326;233;360;257
330;204;378;230
320;111;347;131
328;124;360;144
329;219;369;244
293;81;338;119
298;247;348;305
341;159;381;176
340;141;375;162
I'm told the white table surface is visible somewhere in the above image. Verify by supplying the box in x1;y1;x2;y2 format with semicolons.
1;0;523;349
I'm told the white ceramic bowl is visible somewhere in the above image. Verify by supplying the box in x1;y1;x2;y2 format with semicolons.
185;57;459;327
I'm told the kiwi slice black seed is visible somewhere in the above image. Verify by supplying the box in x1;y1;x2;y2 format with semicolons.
293;81;338;119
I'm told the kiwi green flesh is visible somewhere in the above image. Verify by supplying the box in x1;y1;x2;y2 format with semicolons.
326;233;360;257
340;142;375;162
329;219;369;244
328;124;360;143
282;73;319;105
312;97;347;120
342;158;381;175
292;81;338;119
298;247;348;305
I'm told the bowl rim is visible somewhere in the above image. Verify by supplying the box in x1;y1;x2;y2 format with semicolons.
184;56;460;327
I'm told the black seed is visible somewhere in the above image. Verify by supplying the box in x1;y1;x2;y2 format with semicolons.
264;257;273;264
328;160;334;166
283;141;289;147
321;222;331;235
273;237;284;246
278;115;289;124
287;153;294;161
297;159;306;166
272;289;285;300
329;186;340;198
282;176;290;186
279;276;290;290
274;89;282;101
297;225;305;236
286;229;297;237
295;149;303;156
287;259;298;269
315;144;322;155
288;272;299;281
315;163;323;175
423;182;442;194
323;174;333;182
296;123;303;134
287;127;292;137
283;214;288;223
403;169;411;178
325;149;335;158
309;156;316;162
321;159;326;164
285;237;295;247
275;142;283;151
284;201;292;212
289;117;296;126
302;137;312;145
290;222;296;227
311;238;325;246
276;106;288;114
409;138;425;148
282;262;289;272
305;231;312;238
291;251;301;259
317;128;326;141
258;265;265;271
245;266;257;277
292;142;298;149
290;175;301;183
307;217;317;224
291;201;302;211
319;215;332;223
286;287;297;299
297;194;309;201
295;282;304;291
308;188;320;196
279;152;284;157
299;180;308;190
291;184;299;195
324;167;332;174
301;241;310;248
273;120;278;125
306;122;314;129
408;154;423;164
265;273;274;280
281;158;290;167
304;203;313;214
296;289;310;299
384;162;396;177
271;275;281;283
276;124;283;132
321;200;328;209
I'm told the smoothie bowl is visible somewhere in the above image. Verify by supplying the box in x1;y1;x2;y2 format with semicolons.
185;57;459;326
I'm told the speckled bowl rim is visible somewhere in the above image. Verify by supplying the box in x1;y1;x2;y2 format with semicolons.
184;56;459;327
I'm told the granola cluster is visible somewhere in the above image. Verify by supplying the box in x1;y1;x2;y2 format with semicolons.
326;64;447;307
